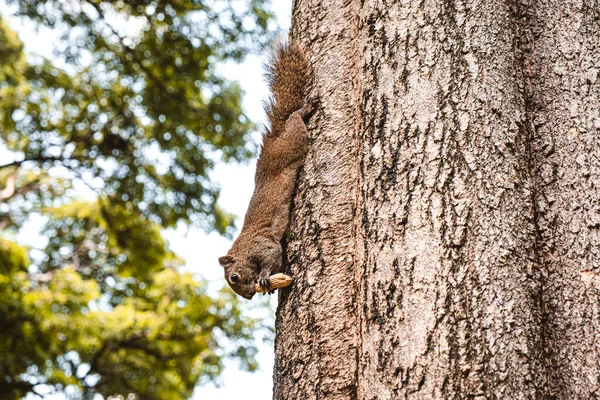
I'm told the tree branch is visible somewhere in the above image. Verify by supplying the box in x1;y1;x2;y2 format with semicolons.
0;156;69;171
0;169;18;201
0;380;36;396
118;340;184;362
0;178;41;205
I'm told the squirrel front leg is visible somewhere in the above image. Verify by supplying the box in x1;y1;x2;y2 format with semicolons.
255;239;282;292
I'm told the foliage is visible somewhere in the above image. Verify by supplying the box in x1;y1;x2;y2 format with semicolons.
1;0;275;233
0;232;259;400
0;0;274;398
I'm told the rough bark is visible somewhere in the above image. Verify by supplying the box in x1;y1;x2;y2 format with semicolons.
525;1;600;397
274;0;600;399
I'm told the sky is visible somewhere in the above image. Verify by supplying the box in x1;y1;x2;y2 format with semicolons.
0;0;293;398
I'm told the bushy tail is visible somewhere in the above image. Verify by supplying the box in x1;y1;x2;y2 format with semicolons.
264;42;311;137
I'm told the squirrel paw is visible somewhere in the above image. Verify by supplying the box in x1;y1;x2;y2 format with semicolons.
258;276;272;292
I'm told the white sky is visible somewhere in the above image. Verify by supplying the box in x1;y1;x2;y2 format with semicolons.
0;0;293;398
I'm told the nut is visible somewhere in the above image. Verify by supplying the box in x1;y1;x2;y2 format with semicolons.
255;273;293;293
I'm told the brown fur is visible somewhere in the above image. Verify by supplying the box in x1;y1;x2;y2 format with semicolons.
218;42;313;299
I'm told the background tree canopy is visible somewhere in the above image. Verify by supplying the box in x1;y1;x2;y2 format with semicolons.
0;0;274;398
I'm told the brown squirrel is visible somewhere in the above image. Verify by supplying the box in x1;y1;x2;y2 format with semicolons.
218;42;313;299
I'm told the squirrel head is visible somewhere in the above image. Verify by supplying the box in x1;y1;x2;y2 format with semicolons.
218;255;257;299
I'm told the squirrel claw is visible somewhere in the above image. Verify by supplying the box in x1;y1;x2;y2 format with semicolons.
258;276;271;292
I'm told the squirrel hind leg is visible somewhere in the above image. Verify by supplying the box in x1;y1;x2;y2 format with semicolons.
282;111;309;156
299;97;320;119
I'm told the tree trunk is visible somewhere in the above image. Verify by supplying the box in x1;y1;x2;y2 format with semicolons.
274;0;600;399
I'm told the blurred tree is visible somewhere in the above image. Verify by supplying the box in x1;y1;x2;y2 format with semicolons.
0;0;274;398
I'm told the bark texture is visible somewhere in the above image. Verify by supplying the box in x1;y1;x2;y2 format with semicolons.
274;0;600;399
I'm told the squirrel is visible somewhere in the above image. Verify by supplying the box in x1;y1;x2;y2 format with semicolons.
218;42;314;299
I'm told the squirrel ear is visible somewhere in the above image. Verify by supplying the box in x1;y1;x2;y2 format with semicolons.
218;255;234;267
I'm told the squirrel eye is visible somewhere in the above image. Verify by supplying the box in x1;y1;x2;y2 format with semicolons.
230;274;240;284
